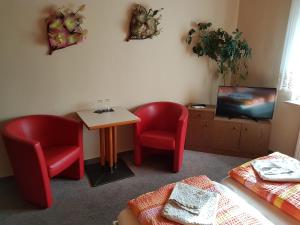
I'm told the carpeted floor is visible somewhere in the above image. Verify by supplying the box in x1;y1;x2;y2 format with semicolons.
0;150;249;225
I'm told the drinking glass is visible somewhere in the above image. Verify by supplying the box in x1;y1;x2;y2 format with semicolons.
104;99;111;112
97;99;104;111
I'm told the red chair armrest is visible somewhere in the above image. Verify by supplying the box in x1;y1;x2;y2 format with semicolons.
175;107;189;148
2;134;52;207
134;107;149;135
2;133;47;172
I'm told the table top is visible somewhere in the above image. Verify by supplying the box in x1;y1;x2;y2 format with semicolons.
76;107;140;130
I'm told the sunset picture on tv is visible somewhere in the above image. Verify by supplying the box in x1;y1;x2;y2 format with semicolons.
216;86;277;120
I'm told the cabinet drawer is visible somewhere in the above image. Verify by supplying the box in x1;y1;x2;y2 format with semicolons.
189;110;214;120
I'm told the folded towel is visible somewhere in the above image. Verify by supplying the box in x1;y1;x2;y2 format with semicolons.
251;157;300;182
162;182;219;225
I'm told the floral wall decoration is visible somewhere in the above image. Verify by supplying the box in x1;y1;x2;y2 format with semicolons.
126;4;163;41
45;5;87;55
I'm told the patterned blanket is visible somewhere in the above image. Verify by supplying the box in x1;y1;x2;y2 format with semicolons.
128;176;272;225
229;152;300;221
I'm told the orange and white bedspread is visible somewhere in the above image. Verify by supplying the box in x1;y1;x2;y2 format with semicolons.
229;152;300;221
128;175;272;225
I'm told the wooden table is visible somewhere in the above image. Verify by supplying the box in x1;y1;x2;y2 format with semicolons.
77;107;140;172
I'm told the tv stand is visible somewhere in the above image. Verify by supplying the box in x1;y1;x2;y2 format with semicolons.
185;105;271;158
228;116;259;122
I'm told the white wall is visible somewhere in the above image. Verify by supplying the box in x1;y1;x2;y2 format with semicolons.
0;0;240;177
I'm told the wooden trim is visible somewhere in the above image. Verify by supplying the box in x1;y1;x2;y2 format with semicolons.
85;119;139;130
108;127;114;169
113;126;118;165
99;128;106;166
105;128;110;162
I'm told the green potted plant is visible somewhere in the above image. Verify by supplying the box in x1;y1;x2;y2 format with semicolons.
186;22;251;85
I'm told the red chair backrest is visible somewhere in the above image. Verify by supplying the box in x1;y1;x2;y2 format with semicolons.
135;102;185;132
4;115;69;148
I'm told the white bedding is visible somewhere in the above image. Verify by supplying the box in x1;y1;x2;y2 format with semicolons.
117;180;287;225
251;158;300;182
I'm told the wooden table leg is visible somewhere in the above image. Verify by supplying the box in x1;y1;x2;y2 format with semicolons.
108;127;114;173
105;128;110;163
113;126;118;168
99;128;106;166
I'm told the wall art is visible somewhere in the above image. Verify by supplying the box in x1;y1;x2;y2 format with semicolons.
126;4;163;41
45;5;87;54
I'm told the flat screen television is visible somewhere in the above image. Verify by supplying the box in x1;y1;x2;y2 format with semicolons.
216;86;277;120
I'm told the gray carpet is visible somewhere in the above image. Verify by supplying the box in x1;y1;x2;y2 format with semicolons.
0;150;249;225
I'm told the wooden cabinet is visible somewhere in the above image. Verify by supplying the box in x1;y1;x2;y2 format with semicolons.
185;105;271;158
239;122;271;157
212;120;241;153
186;107;214;150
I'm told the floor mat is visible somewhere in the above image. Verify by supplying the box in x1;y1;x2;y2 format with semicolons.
85;158;134;187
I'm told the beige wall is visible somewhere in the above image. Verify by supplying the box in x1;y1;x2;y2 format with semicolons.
0;0;240;177
238;0;291;87
270;96;300;156
238;0;300;156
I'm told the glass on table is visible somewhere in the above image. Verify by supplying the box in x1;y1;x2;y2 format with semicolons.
104;99;111;112
96;99;104;111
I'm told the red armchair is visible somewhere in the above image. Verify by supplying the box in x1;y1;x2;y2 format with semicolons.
134;102;188;172
2;115;84;208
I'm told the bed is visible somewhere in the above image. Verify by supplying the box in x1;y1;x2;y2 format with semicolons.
116;178;299;225
116;152;300;225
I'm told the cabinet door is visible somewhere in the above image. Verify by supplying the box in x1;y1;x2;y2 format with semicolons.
213;120;241;152
186;110;214;149
198;119;214;148
240;123;270;157
186;116;202;148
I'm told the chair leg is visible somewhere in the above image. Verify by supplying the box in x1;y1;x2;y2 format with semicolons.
134;144;142;166
59;157;84;180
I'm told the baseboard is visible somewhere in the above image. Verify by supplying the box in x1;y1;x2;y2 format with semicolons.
0;151;134;180
84;157;101;165
84;150;133;166
0;174;13;180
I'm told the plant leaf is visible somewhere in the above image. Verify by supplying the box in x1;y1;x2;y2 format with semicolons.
186;21;251;81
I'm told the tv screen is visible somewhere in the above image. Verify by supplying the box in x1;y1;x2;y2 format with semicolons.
216;86;277;120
